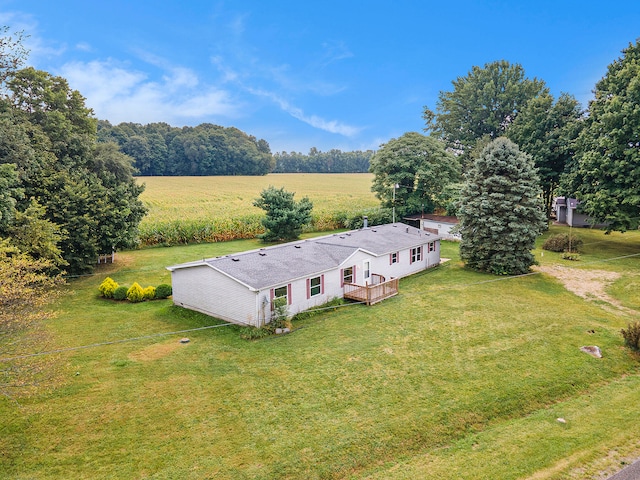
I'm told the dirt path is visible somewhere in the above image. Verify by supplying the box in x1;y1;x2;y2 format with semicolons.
535;265;637;316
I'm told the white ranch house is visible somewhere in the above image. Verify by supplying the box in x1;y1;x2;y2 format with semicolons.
167;223;442;327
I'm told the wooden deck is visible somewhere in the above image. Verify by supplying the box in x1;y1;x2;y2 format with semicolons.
343;274;399;305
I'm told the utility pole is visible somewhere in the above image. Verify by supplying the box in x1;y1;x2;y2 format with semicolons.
392;183;399;223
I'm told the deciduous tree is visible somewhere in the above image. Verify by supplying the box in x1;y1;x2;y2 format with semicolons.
424;61;547;167
458;138;546;275
369;132;460;216
507;92;584;218
253;186;313;242
563;39;640;231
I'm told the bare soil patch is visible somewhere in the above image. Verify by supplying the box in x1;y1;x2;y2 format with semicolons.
535;265;636;315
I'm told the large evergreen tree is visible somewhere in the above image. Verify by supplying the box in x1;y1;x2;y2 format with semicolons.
458;138;546;275
563;39;640;232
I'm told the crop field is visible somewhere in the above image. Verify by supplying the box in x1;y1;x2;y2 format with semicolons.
138;173;378;223
136;174;379;245
2;227;640;479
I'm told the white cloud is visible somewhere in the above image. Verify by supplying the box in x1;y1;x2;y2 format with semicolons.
248;87;361;137
211;55;239;82
0;11;66;63
319;40;354;68
75;42;92;52
59;59;240;125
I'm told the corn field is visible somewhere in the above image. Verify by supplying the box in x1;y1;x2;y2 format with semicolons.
136;174;381;246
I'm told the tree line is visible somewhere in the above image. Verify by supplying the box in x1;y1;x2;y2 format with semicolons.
97;121;274;176
272;148;372;173
97;121;372;176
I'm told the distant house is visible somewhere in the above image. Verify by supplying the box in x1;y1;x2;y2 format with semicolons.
167;223;442;327
405;214;461;241
554;197;607;228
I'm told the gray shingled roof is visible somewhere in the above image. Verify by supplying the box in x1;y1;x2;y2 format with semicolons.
167;223;440;290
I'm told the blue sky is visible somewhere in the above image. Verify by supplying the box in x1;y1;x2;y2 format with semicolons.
1;1;639;154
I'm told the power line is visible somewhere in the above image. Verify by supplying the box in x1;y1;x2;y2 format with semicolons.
6;244;638;362
0;322;233;362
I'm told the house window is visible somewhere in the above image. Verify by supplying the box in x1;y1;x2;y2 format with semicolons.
272;285;290;307
410;246;423;263
390;252;398;264
342;267;353;285
364;260;371;280
307;275;323;298
428;241;435;252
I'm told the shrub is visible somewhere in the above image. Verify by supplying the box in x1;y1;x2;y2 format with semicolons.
621;321;640;350
113;285;129;301
98;277;119;298
267;297;291;332
142;286;156;300
239;326;273;340
155;284;173;299
127;282;145;303
561;252;581;261
542;233;583;252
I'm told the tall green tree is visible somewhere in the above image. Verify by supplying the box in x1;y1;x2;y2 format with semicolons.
424;60;547;167
507;92;584;218
369;132;460;216
253;186;313;242
458;138;546;275
1;68;146;274
0;163;22;229
563;39;640;232
5;199;67;270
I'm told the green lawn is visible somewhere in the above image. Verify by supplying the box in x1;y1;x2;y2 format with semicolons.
2;226;639;479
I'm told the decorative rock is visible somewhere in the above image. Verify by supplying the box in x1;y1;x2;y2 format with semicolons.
580;345;602;358
179;338;190;344
557;417;567;424
275;328;290;335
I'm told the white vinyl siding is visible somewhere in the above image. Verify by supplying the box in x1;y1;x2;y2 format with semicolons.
171;266;258;326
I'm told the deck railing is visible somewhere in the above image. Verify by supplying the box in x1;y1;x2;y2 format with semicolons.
343;276;399;305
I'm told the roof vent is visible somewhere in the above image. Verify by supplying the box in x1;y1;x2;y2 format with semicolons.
294;245;301;249
231;258;240;262
259;252;266;256
339;236;345;239
406;227;409;233
372;229;377;232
